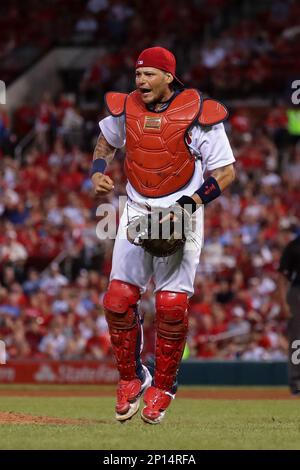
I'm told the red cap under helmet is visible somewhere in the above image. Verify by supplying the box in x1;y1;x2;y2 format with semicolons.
135;47;184;87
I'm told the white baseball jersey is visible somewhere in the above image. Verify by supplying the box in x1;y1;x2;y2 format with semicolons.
98;113;235;296
99;115;235;208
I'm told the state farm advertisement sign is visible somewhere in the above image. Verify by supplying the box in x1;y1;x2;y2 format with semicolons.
0;360;118;384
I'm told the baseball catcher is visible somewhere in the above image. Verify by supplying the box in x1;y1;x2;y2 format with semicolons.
91;46;236;424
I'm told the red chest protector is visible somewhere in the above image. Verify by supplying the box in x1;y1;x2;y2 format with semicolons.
105;89;228;198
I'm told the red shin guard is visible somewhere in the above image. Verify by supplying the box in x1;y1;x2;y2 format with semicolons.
154;291;188;391
103;280;141;381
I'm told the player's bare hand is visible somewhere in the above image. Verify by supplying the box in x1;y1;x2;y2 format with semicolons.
92;173;114;195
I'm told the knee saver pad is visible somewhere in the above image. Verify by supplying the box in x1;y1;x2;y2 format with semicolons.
103;280;140;329
156;291;188;341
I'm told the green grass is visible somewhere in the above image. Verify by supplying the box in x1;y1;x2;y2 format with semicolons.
0;389;300;449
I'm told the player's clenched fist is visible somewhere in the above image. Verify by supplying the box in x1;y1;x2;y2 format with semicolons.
92;173;114;194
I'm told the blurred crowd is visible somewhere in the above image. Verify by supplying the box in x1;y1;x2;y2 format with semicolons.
76;0;300;102
1;0;299;99
0;0;300;363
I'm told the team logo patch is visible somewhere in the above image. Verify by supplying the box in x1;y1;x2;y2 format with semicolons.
144;116;162;129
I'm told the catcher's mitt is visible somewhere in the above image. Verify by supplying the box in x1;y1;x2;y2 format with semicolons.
126;204;191;257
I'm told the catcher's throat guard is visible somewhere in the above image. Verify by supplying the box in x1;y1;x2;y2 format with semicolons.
126;205;192;257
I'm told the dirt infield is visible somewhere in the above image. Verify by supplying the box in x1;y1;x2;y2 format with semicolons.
0;411;107;425
0;388;293;400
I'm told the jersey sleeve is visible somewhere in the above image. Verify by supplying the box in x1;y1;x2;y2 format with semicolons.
196;123;235;172
99;114;126;149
